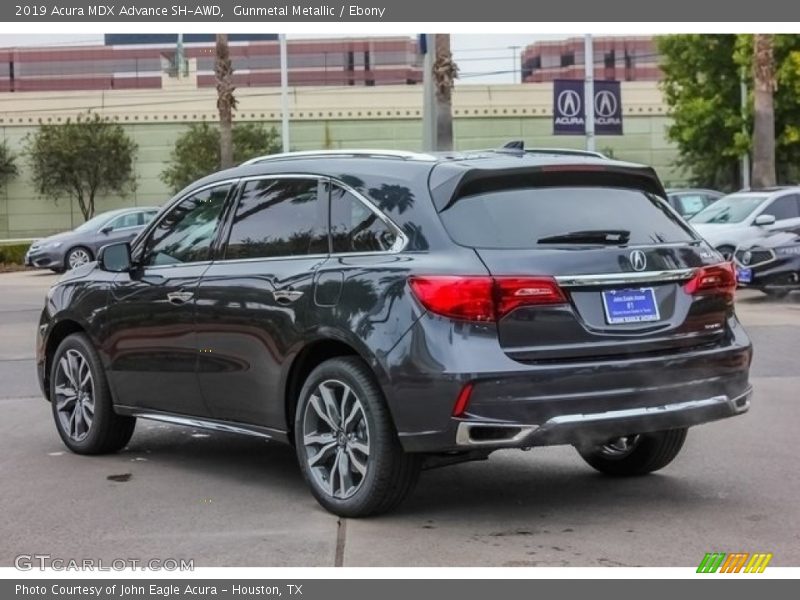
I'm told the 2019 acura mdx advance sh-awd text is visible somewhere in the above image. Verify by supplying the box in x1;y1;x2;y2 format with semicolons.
37;147;753;516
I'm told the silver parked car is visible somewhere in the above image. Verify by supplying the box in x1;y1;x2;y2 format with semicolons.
25;207;159;272
689;187;800;259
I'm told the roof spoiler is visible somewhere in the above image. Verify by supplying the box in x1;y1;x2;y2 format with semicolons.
496;140;608;160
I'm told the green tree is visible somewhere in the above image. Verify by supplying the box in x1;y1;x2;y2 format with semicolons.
659;34;800;190
658;35;744;190
0;140;18;189
160;122;281;193
25;113;137;221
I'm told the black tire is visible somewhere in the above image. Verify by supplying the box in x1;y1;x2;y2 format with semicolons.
762;288;789;299
294;356;421;517
50;333;136;455
577;428;687;477
716;245;735;261
65;246;93;270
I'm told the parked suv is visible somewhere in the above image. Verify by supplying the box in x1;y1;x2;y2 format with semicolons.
36;147;753;517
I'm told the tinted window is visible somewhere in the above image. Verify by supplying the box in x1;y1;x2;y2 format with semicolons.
439;186;694;248
761;195;800;221
142;185;230;266
225;178;327;260
330;185;397;253
691;194;767;224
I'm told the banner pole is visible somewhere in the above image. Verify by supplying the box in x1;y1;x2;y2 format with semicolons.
584;34;595;151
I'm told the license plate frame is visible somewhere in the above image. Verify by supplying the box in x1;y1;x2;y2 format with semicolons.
601;287;660;325
737;268;753;284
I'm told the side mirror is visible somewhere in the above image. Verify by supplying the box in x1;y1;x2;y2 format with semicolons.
100;225;113;235
755;214;776;226
97;242;132;272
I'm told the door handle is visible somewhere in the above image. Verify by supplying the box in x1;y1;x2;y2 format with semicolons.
272;289;304;304
167;291;194;305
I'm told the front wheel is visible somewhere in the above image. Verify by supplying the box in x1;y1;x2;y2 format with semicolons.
294;357;421;517
50;333;136;454
576;428;687;476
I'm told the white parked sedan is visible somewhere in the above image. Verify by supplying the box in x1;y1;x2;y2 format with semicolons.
689;187;800;259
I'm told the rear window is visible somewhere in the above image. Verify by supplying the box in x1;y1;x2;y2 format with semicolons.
439;186;695;248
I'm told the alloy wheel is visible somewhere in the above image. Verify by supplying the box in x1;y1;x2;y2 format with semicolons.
302;379;370;499
54;348;95;442
68;248;91;269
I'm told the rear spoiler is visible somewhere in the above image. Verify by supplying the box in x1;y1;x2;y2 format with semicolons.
431;164;667;212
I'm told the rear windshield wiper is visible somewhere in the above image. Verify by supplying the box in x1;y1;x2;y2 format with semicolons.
537;229;631;245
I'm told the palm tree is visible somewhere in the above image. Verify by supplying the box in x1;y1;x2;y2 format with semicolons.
752;34;776;188
215;34;237;170
433;34;459;151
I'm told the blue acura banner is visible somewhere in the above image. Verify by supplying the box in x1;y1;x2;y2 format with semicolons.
553;79;623;135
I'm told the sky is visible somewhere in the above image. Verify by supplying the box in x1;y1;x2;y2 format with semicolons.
0;33;576;84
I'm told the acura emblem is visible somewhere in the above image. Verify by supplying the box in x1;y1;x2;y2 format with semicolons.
595;90;618;118
557;89;582;118
630;250;647;272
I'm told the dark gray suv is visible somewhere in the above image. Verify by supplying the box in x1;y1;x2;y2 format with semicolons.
36;147;753;517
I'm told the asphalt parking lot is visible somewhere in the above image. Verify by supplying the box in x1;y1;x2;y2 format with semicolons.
1;269;799;567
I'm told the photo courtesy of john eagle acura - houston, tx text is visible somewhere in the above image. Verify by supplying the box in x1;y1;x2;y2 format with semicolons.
36;145;753;517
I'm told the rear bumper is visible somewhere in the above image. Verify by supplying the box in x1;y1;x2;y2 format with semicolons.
384;313;753;453
454;387;751;449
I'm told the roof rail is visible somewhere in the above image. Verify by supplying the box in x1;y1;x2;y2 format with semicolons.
494;140;607;159
241;149;437;166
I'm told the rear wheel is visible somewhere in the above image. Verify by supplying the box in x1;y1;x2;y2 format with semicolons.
50;333;136;454
294;357;421;517
762;288;789;299
576;428;687;476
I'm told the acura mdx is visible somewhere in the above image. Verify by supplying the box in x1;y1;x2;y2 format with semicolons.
36;146;753;517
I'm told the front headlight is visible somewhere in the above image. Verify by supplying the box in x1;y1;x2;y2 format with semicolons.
775;246;800;256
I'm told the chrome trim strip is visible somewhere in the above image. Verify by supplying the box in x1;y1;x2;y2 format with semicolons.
455;423;539;446
128;411;279;439
555;268;696;287
241;149;437;165
544;388;752;426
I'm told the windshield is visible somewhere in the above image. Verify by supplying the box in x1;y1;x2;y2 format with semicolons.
690;195;766;224
73;212;114;233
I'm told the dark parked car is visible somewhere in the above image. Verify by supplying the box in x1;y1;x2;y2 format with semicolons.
36;147;753;517
666;188;723;218
735;226;800;297
25;207;159;272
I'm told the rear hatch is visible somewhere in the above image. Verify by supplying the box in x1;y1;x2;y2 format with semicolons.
432;163;735;362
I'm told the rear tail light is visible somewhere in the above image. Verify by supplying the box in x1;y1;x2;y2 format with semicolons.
408;275;567;322
683;263;737;297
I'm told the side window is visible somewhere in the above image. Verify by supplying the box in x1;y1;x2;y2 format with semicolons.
225;178;327;260
142;184;230;266
761;195;800;221
143;211;158;225
107;212;140;230
330;185;398;253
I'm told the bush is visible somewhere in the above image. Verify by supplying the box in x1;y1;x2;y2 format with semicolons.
0;243;30;265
